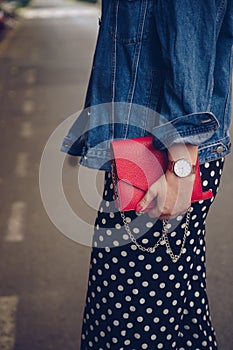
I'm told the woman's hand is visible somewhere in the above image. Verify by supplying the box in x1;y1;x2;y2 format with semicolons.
136;170;195;219
136;143;198;219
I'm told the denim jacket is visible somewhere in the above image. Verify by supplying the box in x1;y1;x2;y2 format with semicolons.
61;0;233;171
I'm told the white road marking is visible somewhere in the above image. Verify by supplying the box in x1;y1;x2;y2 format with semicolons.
22;100;34;114
15;153;28;178
25;69;37;85
0;295;19;350
5;202;26;242
19;7;100;19
20;121;33;138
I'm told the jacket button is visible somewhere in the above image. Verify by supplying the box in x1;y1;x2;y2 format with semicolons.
216;146;224;153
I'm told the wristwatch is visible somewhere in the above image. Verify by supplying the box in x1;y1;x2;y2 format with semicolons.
167;158;196;178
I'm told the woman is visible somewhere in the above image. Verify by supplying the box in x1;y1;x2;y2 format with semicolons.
61;1;233;349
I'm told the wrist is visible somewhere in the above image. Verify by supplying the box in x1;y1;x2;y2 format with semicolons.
168;143;198;164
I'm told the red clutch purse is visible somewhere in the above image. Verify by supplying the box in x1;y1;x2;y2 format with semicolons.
110;136;213;212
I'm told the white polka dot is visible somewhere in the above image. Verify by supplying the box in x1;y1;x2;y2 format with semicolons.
137;316;144;322
121;251;127;257
135;271;141;277
106;229;112;236
146;308;153;314
115;223;121;229
142;281;149;287
138;254;145;261
115;302;122;309
144;325;150;331
203;180;208;187
153;317;160;323
145;264;152;270
129;261;135;267
123;313;129;319
117;285;124;291
127;278;134;285
156;300;163;306
133;227;140;234
142;343;148;349
125;295;131;302
154;231;161;237
149;291;156;297
134;333;141;339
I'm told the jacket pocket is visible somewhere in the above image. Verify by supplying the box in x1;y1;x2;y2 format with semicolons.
108;0;153;44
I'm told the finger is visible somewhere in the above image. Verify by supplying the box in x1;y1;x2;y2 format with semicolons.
136;184;158;213
159;206;190;220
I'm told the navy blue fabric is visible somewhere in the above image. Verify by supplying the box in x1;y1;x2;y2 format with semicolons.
81;159;224;350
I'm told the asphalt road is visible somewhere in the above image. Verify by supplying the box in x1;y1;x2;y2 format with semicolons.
0;1;232;349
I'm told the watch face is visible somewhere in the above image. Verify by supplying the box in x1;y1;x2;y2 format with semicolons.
174;159;192;178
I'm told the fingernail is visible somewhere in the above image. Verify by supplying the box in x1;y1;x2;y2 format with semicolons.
136;204;143;212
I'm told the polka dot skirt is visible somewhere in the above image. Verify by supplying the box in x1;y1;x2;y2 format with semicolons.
80;159;224;350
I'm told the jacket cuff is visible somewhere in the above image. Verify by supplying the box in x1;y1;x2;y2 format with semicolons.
152;112;219;150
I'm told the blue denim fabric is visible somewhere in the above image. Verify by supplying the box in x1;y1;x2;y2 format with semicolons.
61;0;233;171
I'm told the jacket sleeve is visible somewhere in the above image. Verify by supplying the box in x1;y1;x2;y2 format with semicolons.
152;0;220;149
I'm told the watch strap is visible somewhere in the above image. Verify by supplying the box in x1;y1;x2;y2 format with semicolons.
167;159;196;176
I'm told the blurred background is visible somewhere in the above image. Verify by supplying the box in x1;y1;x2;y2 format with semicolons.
0;0;232;349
